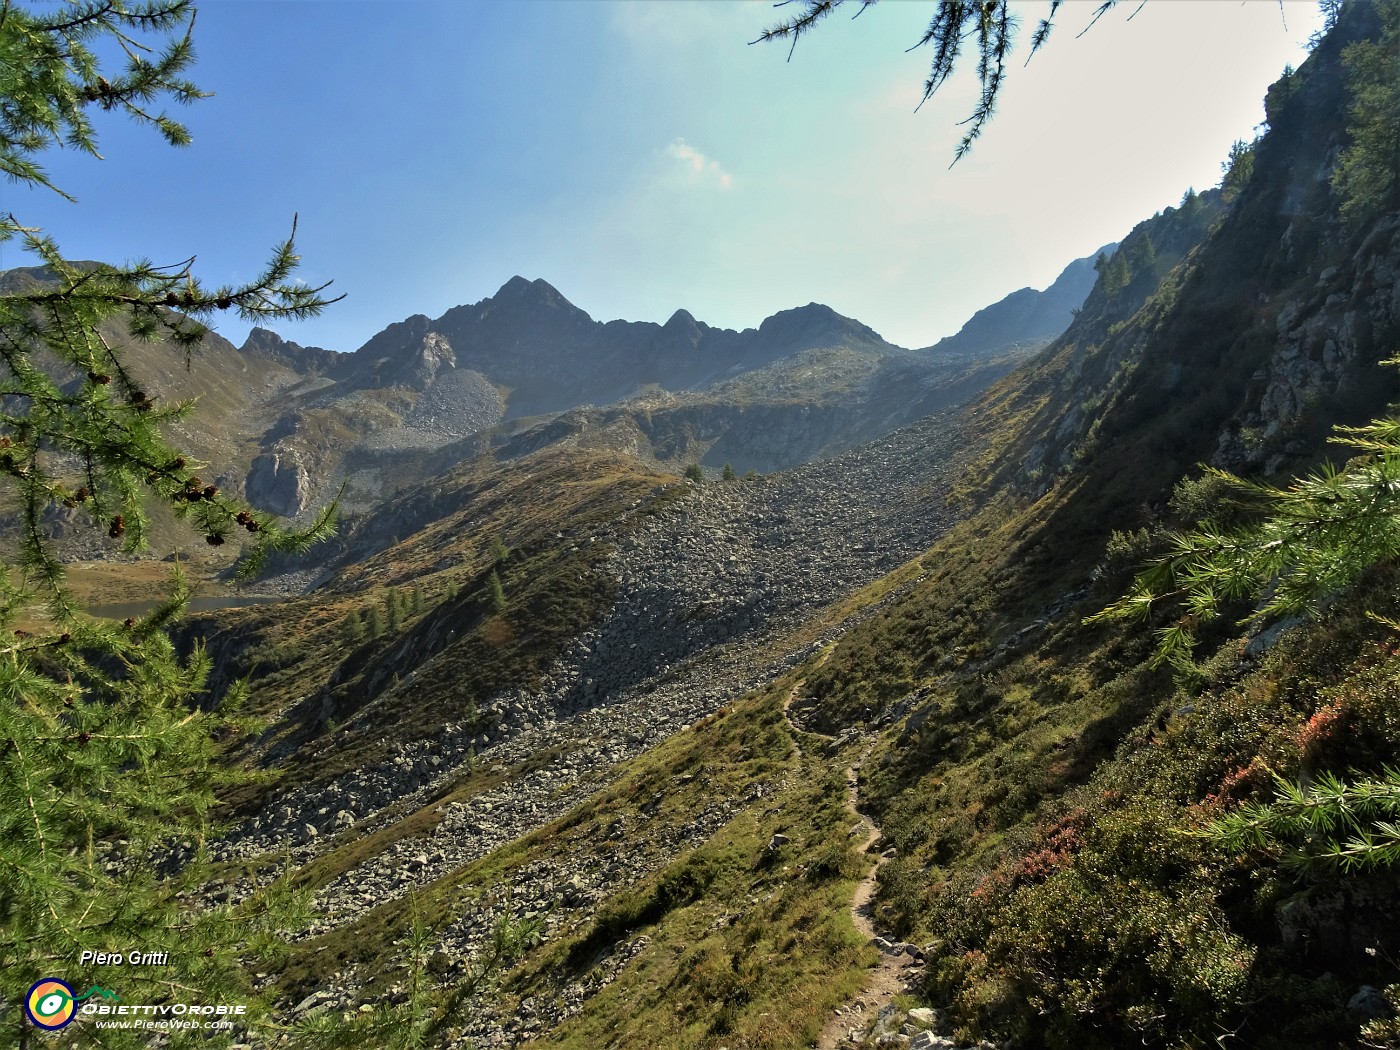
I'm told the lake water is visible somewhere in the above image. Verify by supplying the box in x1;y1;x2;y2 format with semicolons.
86;595;282;619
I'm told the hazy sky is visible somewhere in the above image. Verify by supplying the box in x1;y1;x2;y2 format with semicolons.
7;1;1325;352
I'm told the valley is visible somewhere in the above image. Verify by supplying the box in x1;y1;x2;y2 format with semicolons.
7;2;1400;1049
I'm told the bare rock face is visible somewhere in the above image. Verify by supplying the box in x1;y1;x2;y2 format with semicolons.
1246;217;1400;463
246;448;312;516
403;331;457;390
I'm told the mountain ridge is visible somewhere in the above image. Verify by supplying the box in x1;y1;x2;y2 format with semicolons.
919;246;1116;359
217;257;1106;514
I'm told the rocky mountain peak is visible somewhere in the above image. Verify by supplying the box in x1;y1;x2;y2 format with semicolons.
662;308;704;348
757;302;887;351
496;274;533;296
354;313;432;361
492;275;577;313
239;327;336;373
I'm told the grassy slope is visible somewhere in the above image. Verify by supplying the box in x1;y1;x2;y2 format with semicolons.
193;447;680;807
767;15;1400;1046
263;681;876;1050
770;398;1400;1047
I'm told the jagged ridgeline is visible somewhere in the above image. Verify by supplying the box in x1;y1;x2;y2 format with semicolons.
215;261;1100;518
0;244;1091;568
10;2;1400;1048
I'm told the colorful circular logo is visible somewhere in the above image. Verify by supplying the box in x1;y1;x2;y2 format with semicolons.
25;979;77;1030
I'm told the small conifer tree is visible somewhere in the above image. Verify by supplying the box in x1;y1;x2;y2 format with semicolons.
1101;250;1131;294
1127;232;1158;277
387;590;404;633
365;604;384;639
487;569;507;613
489;534;510;565
343;607;366;643
1220;138;1257;203
722;462;737;482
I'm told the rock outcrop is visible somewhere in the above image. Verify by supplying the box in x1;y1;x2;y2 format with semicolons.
246;447;312;516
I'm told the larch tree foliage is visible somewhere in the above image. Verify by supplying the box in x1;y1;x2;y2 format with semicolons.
755;1;1323;162
1332;0;1400;228
1;1;337;1045
755;0;1131;161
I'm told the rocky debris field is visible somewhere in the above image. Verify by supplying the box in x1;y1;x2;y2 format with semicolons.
222;404;976;1039
838;1001;999;1050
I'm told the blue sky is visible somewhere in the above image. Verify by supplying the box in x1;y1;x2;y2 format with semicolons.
7;1;1324;352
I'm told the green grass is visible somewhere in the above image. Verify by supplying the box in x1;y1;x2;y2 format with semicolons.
197;448;681;810
508;684;876;1050
265;680;879;1050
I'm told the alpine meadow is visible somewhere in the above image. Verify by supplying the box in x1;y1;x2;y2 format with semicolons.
3;1;1400;1049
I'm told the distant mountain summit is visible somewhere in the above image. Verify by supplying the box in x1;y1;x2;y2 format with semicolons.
922;247;1114;358
330;277;899;418
238;326;338;374
758;302;888;351
0;247;1107;523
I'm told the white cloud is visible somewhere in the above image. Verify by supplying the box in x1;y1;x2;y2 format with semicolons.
666;139;734;189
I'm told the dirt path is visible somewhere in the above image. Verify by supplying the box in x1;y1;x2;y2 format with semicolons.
783;680;923;1049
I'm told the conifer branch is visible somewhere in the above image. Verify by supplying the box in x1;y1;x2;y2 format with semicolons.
757;0;1131;161
0;3;344;1030
1092;413;1400;667
1204;767;1400;873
